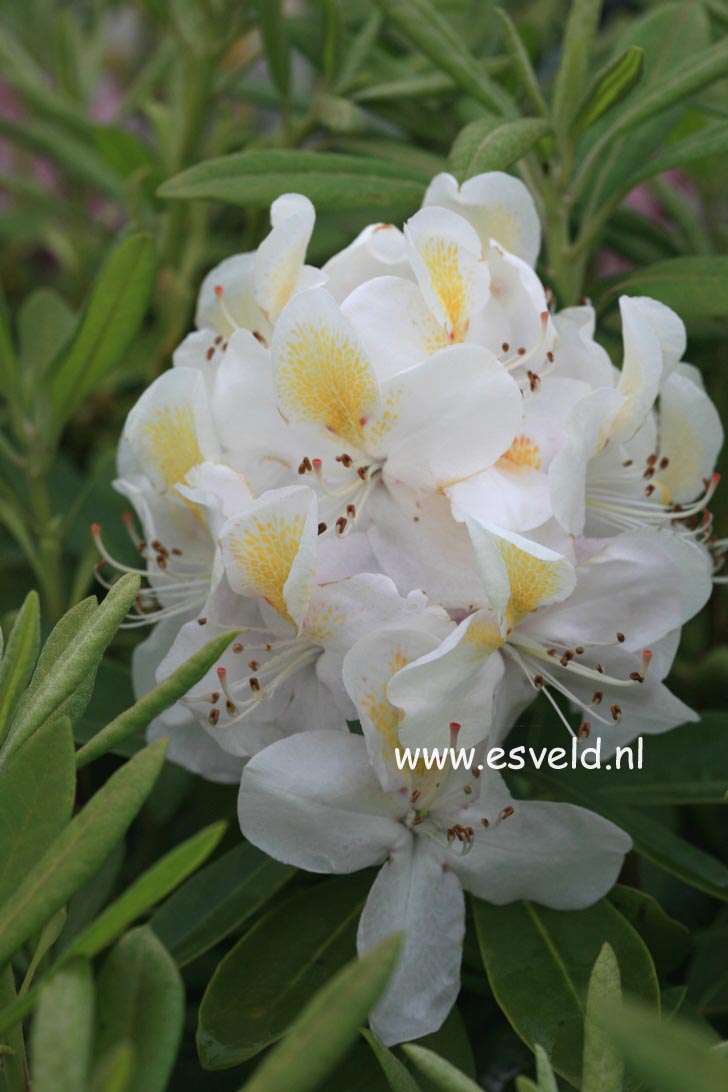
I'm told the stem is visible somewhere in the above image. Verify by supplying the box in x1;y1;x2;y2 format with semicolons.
542;179;585;307
0;966;29;1092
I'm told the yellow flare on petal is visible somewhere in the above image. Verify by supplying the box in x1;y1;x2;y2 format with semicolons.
498;540;563;618
359;646;408;761
502;434;542;470
422;238;470;341
463;616;506;657
227;513;306;623
138;404;204;490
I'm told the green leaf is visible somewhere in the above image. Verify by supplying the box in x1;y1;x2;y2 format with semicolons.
0;717;75;907
551;0;603;136
629;120;728;187
0;739;166;970
0;285;18;399
30;960;94;1092
372;0;513;115
608;886;691;976
534;1045;558;1092
151;841;294;967
449;117;550;181
198;873;371;1069
241;934;402;1092
494;8;549;119
600;998;728;1092
17;288;76;379
573;47;644;134
20;909;67;995
159;150;425;209
582;944;624;1092
48;235;157;423
0;589;40;745
362;1030;422;1091
76;629;238;768
401;1044;481;1091
93;927;183;1092
23;596;98;731
473;897;659;1086
253;0;290;102
3;573;140;758
88;1043;135;1092
66;822;226;962
602;257;728;319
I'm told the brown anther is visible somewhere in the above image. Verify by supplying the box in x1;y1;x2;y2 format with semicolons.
171;547;183;556
500;805;514;821
206;346;215;361
623;459;634;467
610;704;622;721
547;350;554;363
222;342;228;352
357;466;368;480
336;453;354;468
346;504;356;519
527;369;540;391
547;648;557;657
596;663;604;673
253;330;265;344
481;817;490;829
578;721;591;739
629;671;644;683
517;347;526;356
211;691;219;704
232;642;244;653
248;660;260;672
249;677;260;692
198;617;207;626
659;456;669;469
335;516;348;535
502;342;510;352
214;335;223;345
412;816;423;826
411;788;421;804
616;632;625;643
226;700;237;715
645;484;656;497
318;522;327;535
592;690;603;704
464;784;473;795
298;456;313;475
209;708;220;726
575;646;584;655
472;768;481;779
155;555;168;569
560;649;575;667
643;467;654;480
533;674;544;688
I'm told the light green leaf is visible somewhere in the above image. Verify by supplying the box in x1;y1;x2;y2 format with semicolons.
198;873;371;1069
4;573;140;758
17;288;76;379
602;257;728;319
608;886;691;976
23;596;98;731
93;927;183;1092
151;841;294;966
370;0;514;116
629;121;728;186
0;739;166;970
253;0;289;102
534;1045;558;1092
20;909;67;995
515;1080;539;1092
241;934;402;1092
159;150;425;209
30;960;94;1092
582;944;624;1092
88;1042;135;1092
362;1030;422;1091
76;629;239;768
494;8;549;118
48;235;156;423
0;115;124;196
449;117;550;181
401;1043;481;1091
573;46;644;134
0;589;40;745
0;716;75;906
352;72;454;103
551;0;603;136
473;897;659;1086
66;822;226;962
600;998;728;1092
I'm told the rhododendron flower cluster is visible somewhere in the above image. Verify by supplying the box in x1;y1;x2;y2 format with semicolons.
102;172;723;1045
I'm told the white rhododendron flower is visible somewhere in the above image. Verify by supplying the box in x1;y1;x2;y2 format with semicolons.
104;169;723;1046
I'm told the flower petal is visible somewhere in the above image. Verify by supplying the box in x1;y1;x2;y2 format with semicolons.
255;194;321;324
612;296;664;443
323;223;411;303
658;367;723;503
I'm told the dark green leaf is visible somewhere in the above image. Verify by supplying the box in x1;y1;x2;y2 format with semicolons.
0;589;40;745
30;960;94;1092
151;841;294;966
573;47;644;134
17;289;76;379
0;739;166;970
473;897;659;1086
198;874;371;1069
551;0;602;136
241;934;402;1092
601;257;728;319
449;117;550;181
159;150;425;209
93;927;183;1092
630;121;728;187
608;886;691;976
362;1030;422;1091
253;0;290;102
49;235;157;423
582;944;624;1092
0;717;75;906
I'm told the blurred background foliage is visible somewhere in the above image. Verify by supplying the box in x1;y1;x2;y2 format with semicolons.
0;0;727;1089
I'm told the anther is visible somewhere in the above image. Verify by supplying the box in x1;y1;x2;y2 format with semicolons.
610;704;622;721
616;632;625;643
502;342;510;352
335;516;348;535
533;675;544;688
198;617;207;626
318;522;327;535
596;663;604;673
647;454;658;466
211;691;219;704
209;708;220;726
546;350;554;363
248;660;260;672
226;700;237;715
575;646;584;655
336;453;353;468
578;721;591;739
645;484;656;497
592;690;603;704
629;671;644;683
346;504;356;519
233;642;244;653
659;456;669;469
249;677;260;692
623;459;633;467
499;805;514;821
411;788;421;804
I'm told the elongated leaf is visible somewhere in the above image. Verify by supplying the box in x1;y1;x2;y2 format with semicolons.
551;0;602;135
0;717;75;906
151;841;294;966
0;589;40;744
198;873;371;1069
629;120;728;186
602;257;728;319
159;150;425;209
49;235;156;422
582;944;623;1092
367;0;514;115
0;285;17;399
24;596;98;730
20;910;67;995
401;1044;481;1091
76;629;238;768
362;1031;422;1091
0;739;166;969
67;822;226;961
89;1043;135;1092
253;0;289;101
600;998;728;1092
0;115;123;196
534;1045;558;1092
93;927;183;1092
4;573;140;758
30;960;94;1092
573;47;644;134
241;934;402;1092
473;897;659;1086
494;8;549;118
18;289;76;378
449;117;550;181
608;886;690;976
